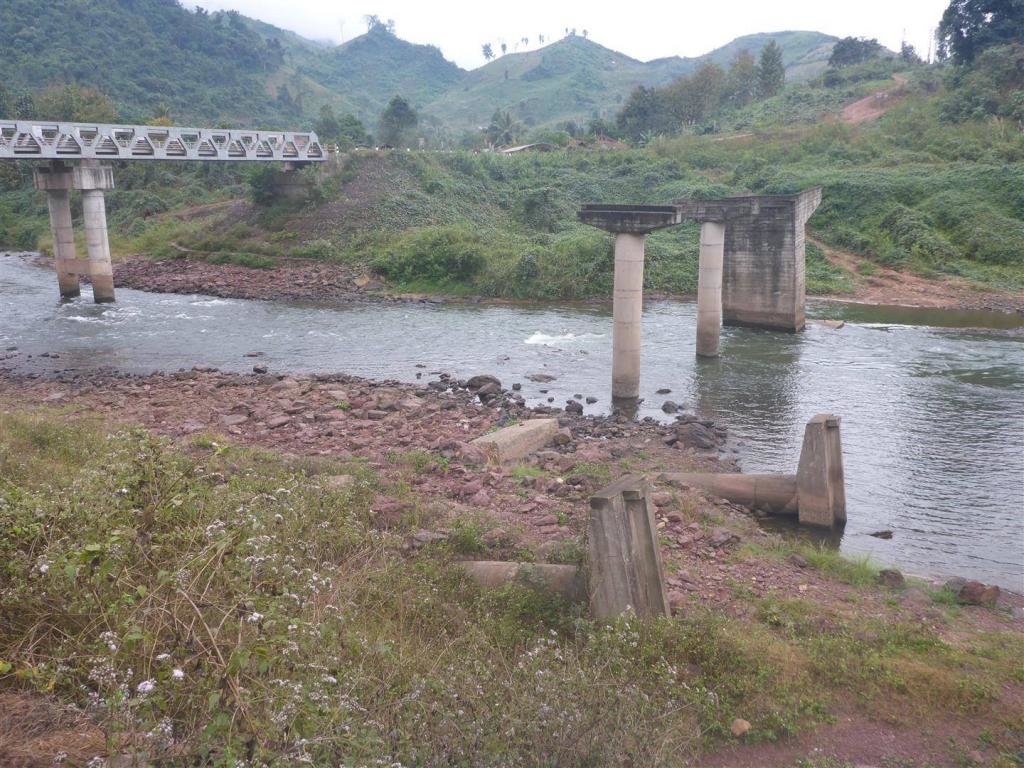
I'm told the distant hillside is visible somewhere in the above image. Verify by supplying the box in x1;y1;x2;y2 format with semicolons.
0;0;835;133
427;31;838;130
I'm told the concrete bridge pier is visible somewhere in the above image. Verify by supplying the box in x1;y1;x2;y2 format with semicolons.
33;160;116;303
612;232;645;399
76;161;116;303
577;205;684;405
696;220;725;358
33;162;80;298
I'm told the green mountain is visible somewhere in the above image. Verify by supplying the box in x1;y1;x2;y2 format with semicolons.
428;31;838;130
0;0;836;132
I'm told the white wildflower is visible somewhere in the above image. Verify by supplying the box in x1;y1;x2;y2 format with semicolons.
172;668;185;680
136;679;156;694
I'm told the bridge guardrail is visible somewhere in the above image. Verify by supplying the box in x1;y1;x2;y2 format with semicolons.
0;121;324;162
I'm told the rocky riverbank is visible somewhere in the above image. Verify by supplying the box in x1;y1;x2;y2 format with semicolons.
2;365;1022;765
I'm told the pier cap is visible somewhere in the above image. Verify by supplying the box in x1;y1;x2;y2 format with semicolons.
578;204;683;234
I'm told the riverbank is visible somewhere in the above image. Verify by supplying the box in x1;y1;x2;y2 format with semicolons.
104;252;1024;315
1;367;1022;765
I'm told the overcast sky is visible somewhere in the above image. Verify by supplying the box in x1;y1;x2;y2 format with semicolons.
192;0;949;69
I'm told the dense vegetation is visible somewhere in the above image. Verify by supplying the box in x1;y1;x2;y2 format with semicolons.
1;411;1021;764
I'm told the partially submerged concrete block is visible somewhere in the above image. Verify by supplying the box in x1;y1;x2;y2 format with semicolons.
655;413;845;529
796;413;846;528
588;475;671;619
470;418;558;465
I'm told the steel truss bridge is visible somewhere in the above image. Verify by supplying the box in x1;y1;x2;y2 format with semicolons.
0;120;324;163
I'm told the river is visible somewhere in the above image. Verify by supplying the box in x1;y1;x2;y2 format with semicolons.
2;253;1022;591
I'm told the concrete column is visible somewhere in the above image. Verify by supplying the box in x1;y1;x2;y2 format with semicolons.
696;221;725;358
81;189;115;303
611;232;645;399
796;414;846;528
73;162;116;304
45;189;80;298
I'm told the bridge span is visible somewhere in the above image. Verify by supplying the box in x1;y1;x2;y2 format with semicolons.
1;119;323;302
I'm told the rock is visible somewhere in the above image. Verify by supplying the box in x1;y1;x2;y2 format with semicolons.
869;530;894;539
957;580;1000;606
252;365;268;374
820;319;845;329
675;422;718;450
564;400;583;414
585;396;598;404
366;409;388;420
476;382;501;398
944;576;968;593
469;489;492;506
876;569;905;588
398;396;424;411
526;373;557;383
324;475;355;490
661;400;680;414
266;416;290;429
667;590;687;613
552;428;572;446
656;388;672;395
708;527;739;548
730;718;751;737
512;383;522;391
221;413;248;426
788;553;809;569
466;374;501;390
651;491;673;507
410;530;448;548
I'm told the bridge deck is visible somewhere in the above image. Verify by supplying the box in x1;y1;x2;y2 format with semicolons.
0;121;324;162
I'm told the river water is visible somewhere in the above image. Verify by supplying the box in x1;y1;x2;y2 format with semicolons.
2;253;1023;591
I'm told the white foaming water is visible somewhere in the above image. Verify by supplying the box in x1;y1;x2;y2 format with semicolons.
524;331;605;346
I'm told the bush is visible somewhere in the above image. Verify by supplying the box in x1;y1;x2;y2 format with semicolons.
373;225;488;284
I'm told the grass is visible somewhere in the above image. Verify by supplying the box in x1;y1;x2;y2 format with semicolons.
1;409;1022;765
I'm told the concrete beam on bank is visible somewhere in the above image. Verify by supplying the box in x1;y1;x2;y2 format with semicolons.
470;418;559;465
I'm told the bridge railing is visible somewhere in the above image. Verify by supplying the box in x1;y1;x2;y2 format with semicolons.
0;120;324;163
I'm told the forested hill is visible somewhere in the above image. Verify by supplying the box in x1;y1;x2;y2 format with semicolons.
0;0;835;131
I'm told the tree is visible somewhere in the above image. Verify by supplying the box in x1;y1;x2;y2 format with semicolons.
757;40;785;98
485;109;520;146
378;95;418;147
500;42;507;56
314;104;341;143
900;41;924;63
829;36;884;67
616;86;665;140
482;43;494;61
32;84;117;122
725;50;758;106
337;113;371;147
937;0;1024;64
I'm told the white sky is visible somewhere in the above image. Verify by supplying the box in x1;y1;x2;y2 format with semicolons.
192;0;949;69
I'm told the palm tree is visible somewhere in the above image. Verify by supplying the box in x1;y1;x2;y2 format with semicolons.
486;110;521;147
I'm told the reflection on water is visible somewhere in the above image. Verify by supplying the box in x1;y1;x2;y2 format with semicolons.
2;254;1023;591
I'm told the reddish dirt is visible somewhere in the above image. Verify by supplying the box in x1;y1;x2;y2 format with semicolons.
840;74;908;124
816;238;1024;314
2;368;1021;767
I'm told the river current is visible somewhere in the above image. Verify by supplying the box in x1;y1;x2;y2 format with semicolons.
2;253;1022;590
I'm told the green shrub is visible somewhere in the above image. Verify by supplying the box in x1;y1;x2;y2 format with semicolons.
373;225;488;284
